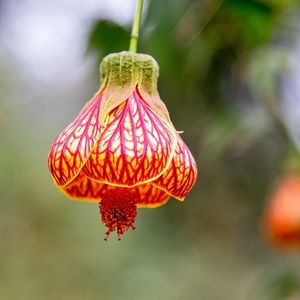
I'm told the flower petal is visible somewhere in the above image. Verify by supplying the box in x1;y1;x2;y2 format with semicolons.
82;89;177;187
135;184;170;208
62;173;107;201
63;173;169;207
48;91;102;186
153;135;197;200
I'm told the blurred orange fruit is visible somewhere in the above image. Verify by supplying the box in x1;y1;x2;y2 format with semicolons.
263;175;300;249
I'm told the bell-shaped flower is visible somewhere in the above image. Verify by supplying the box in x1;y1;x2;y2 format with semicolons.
48;52;197;240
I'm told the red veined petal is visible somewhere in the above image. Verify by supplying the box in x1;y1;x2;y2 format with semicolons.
63;173;169;207
82;88;177;187
135;184;170;208
153;135;197;200
48;91;102;186
62;173;108;200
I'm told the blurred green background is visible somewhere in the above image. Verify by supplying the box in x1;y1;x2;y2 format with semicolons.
1;0;300;299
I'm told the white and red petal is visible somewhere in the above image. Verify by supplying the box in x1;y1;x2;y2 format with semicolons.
48;91;102;186
153;135;197;200
82;89;177;187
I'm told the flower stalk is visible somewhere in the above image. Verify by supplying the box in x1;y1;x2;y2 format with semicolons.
129;0;144;53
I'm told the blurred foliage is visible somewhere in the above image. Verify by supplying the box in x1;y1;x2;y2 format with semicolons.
263;271;300;300
1;0;300;299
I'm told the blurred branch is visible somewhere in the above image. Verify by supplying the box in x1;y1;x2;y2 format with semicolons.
262;97;291;145
247;47;297;151
173;0;223;48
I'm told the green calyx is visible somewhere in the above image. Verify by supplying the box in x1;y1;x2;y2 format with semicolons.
100;51;159;95
97;51;173;128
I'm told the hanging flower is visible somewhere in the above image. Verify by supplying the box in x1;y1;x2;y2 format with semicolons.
48;52;197;240
262;174;300;250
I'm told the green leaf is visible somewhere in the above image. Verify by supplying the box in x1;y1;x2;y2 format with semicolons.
86;20;130;58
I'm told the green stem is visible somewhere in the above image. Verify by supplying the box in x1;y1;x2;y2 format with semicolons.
129;0;144;53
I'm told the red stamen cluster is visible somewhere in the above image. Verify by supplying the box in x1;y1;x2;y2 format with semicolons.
99;188;138;241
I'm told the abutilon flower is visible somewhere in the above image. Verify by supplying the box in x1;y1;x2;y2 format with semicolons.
262;175;300;250
48;52;197;240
